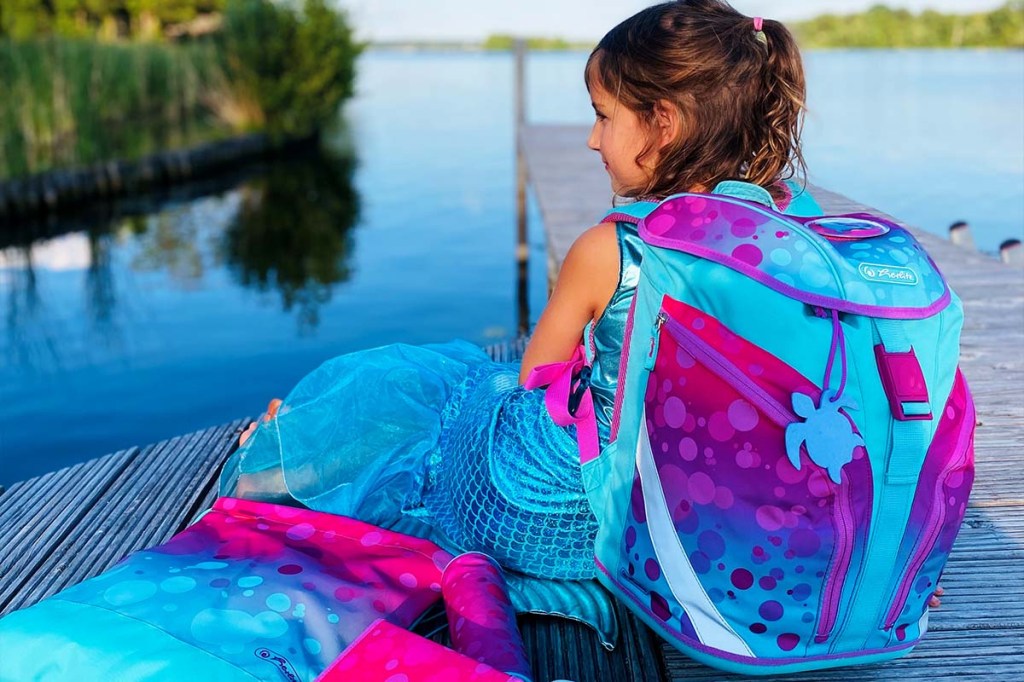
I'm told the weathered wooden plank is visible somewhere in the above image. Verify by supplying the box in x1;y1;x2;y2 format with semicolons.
0;448;137;615
0;448;131;548
485;336;529;364
1;421;244;614
521;124;611;282
66;421;242;581
187;420;253;527
519;601;669;682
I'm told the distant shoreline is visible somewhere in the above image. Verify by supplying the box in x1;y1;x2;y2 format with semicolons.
364;43;1022;53
366;3;1022;52
365;42;590;53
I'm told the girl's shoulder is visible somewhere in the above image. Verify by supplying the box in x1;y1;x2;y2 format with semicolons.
563;220;621;265
561;222;621;292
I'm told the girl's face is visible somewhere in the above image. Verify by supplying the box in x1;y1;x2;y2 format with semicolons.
587;81;655;195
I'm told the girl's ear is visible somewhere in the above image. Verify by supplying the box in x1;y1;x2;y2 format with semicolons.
652;99;683;150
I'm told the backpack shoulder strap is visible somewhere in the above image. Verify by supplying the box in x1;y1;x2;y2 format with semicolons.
600;199;658;225
524;346;600;464
603;211;642;225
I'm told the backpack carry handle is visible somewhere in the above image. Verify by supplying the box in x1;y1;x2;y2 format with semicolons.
805;216;891;240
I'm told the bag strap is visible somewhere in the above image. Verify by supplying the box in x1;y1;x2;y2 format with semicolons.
522;209;645;464
523;345;600;464
603;210;643;225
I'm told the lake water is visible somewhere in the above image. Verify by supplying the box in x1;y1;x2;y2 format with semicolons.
1;49;1022;485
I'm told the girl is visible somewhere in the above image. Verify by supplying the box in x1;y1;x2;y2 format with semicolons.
229;2;936;601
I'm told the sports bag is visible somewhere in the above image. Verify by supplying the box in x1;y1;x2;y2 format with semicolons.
0;498;527;681
577;189;975;674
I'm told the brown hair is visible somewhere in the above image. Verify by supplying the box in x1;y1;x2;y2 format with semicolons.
585;0;807;202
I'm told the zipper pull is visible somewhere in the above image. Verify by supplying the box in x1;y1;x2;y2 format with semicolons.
644;312;667;370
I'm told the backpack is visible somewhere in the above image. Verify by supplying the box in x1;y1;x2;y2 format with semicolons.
579;190;975;674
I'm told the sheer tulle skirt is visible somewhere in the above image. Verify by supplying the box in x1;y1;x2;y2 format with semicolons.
220;341;598;580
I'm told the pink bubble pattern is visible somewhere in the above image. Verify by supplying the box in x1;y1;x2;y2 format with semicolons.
618;296;875;659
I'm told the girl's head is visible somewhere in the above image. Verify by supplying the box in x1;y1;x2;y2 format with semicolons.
585;0;806;201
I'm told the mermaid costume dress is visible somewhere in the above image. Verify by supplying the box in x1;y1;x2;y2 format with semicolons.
221;182;820;582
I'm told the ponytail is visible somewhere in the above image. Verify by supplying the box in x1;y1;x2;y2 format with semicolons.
586;1;808;202
746;18;808;198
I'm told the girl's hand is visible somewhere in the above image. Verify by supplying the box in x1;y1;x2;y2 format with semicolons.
238;398;282;446
928;585;945;608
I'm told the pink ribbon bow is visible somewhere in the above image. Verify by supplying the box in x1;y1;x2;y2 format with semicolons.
524;345;600;464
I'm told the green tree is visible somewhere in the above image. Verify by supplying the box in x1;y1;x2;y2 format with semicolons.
483;33;581;50
218;0;363;137
483;34;514;50
0;0;227;40
794;1;1023;48
1;0;53;38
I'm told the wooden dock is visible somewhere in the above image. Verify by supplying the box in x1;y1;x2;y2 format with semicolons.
1;127;1022;681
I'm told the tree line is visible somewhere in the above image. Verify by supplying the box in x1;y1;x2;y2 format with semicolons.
3;1;1020;47
793;2;1023;48
480;4;1023;51
0;1;225;40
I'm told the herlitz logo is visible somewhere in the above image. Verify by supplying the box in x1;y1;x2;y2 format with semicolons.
858;262;918;285
254;649;300;682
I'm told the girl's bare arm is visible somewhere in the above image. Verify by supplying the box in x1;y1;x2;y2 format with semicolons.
519;223;619;382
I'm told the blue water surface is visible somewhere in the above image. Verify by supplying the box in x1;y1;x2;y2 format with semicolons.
0;49;1021;484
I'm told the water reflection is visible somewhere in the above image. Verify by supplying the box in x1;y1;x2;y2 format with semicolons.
0;139;361;374
1;244;51;372
85;230;118;345
223;146;360;331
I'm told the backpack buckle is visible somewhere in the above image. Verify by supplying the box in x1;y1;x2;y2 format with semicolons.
874;345;932;421
567;366;592;417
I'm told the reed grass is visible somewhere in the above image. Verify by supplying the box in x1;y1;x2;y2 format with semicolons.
0;38;233;179
0;1;362;180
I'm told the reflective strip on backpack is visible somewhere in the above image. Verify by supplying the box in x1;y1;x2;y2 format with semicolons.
635;410;755;657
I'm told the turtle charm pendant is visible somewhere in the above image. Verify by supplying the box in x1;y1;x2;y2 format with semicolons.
784;388;864;484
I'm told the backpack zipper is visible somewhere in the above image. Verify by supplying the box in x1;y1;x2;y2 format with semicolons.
661;314;793;429
881;395;974;630
658;309;858;643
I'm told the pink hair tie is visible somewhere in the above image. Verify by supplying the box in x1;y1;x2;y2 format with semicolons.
752;17;767;44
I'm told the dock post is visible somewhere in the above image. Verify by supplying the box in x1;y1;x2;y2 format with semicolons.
949;220;975;250
1000;238;1023;266
515;38;530;336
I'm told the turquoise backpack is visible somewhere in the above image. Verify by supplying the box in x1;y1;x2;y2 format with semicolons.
579;186;975;674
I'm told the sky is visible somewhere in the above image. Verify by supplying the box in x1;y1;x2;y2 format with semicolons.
334;1;1009;42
